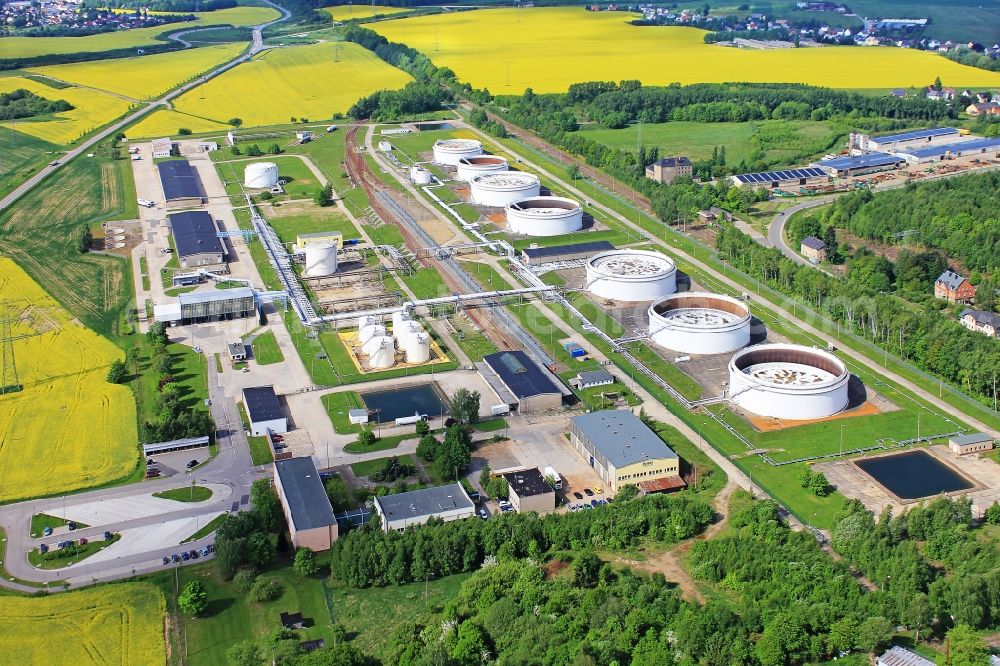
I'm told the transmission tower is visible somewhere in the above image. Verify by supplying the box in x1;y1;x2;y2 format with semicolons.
0;301;41;395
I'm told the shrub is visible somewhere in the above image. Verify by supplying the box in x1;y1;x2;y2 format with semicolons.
249;577;283;603
233;569;257;593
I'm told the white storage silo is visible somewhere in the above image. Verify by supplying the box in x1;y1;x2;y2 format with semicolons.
395;319;423;346
648;292;752;355
410;166;432;185
505;196;584;236
586;249;677;302
456;155;508;181
366;336;396;369
469;171;541;207
244;162;279;188
433;139;483;165
360;324;387;346
391;310;410;334
358;315;378;330
405;332;431;363
304;241;337;277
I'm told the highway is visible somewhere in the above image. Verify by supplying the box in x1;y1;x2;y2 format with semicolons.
0;0;289;215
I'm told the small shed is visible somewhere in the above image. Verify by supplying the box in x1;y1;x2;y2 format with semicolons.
228;339;246;362
949;432;994;455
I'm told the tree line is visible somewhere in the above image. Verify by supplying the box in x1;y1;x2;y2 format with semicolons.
142;322;214;442
0;88;73;120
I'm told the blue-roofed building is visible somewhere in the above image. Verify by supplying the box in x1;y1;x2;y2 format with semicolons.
478;350;567;413
895;136;1000;164
811;152;905;177
730;167;830;189
273;457;338;551
521;240;615;265
866;127;959;152
167;210;225;268
157;159;205;208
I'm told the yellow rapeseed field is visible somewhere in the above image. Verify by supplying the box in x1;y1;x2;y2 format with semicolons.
0;257;137;503
0;583;165;665
126;108;230;138
372;7;1000;92
28;42;245;100
1;6;277;58
159;41;411;129
0;76;131;144
322;4;409;21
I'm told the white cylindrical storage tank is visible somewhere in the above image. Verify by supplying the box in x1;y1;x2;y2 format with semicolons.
586;249;677;301
469;171;541;207
303;241;337;277
505;196;583;236
728;343;850;420
456;155;509;181
433;139;482;166
410;166;432;185
648;292;751;355
396;320;423;345
404;332;431;364
367;336;396;369
360;324;386;346
358;315;379;331
244;162;278;188
391;310;410;333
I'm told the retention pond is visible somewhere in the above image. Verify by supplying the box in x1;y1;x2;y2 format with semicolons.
854;449;975;500
360;383;449;424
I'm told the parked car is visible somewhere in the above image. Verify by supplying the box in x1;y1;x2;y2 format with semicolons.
172;553;180;563
583;488;594;497
39;544;48;554
79;537;88;545
478;508;488;519
189;550;199;559
199;547;210;557
592;487;603;495
181;551;190;561
162;557;170;565
206;544;214;553
573;491;584;500
67;521;77;531
192;346;202;354
186;459;198;469
43;526;52;537
590;499;599;507
146;458;155;465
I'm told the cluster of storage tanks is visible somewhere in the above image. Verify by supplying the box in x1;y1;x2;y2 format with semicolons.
392;311;432;364
355;312;432;369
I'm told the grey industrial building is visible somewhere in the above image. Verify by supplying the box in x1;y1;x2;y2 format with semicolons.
153;287;256;325
730;167;830;189
167;210;225;268
374;483;475;532
864;127;959;153
811;152;906;178
273;457;338;551
569;410;681;494
157;159;205;208
520;240;615;265
503;467;555;514
895;137;1000;164
478;350;567;413
243;385;287;436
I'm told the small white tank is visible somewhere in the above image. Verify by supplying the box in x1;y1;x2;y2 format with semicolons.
244;162;279;188
391;310;410;333
404;332;431;363
366;336;396;369
395;320;423;345
360;324;387;346
358;315;378;330
410;166;432;185
304;241;337;277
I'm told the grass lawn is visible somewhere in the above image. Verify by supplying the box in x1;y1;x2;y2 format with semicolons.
138;342;208;428
251;331;284;365
320;391;364;434
153;485;213;503
264;207;359;245
402;267;449;300
237;402;274;466
343;431;415;455
183;514;227;543
29;513;87;538
28;533;121;569
350;454;417;478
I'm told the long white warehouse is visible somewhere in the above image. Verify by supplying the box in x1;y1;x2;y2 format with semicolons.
433;139;483;165
586;249;677;301
648;292;751;354
506;196;583;236
728;343;850;420
469;171;541;207
456;155;508;181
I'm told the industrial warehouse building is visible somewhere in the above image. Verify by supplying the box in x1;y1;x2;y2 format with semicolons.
157;159;205;208
730;167;830;189
151;137;174;158
242;385;287;437
863;127;959;153
374;483;475;532
273;457;338;551
153;287;256;325
167;210;225;268
811;152;905;178
502;468;555;513
520;240;615;265
569;410;682;494
478;350;567;414
895;137;1000;164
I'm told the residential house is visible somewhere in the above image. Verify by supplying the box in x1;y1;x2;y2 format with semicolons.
934;270;976;303
959;308;1000;338
800;236;827;263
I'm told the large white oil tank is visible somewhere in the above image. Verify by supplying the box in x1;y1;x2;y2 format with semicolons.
404;332;431;363
469;171;541;207
433;138;483;165
303;241;337;277
360;324;387;346
366;336;396;369
586;249;677;302
391;310;411;333
648;292;752;355
244;162;279;188
728;343;850;420
456;155;508;181
410;166;432;185
394;319;422;344
505;196;583;236
358;315;379;330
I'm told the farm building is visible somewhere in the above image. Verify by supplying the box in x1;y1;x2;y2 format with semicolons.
934;270;976;303
153;288;257;325
895;137;1000;164
151;137;174;158
811;152;905;177
374;483;475;532
645;156;692;184
502;467;555;514
730;167;829;189
293;231;344;252
273;457;338;551
863;127;959;152
520;240;615;265
478;350;567;414
959;308;1000;338
167;210;225;268
157;159;205;208
800;236;827;263
948;432;994;456
568;409;681;494
242;385;287;436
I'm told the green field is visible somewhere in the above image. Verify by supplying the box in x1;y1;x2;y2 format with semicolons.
845;0;1000;44
137;343;209;436
250;331;284;365
0;128;59;199
264;206;358;244
578;119;845;169
153;485;213;502
28;513;86;538
321;390;364;434
350;454;417;478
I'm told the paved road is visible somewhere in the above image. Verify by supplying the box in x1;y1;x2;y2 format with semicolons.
766;195;839;266
0;0;289;215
